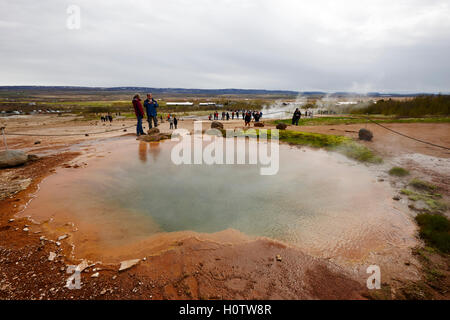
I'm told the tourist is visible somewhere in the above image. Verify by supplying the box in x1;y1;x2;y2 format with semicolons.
169;116;174;129
208;114;212;121
236;110;239;119
232;111;235;119
292;108;301;126
144;93;158;128
174;116;178;129
132;94;145;136
226;112;230;120
244;111;251;126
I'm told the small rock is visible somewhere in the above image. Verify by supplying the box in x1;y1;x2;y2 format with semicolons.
404;261;410;266
276;254;282;262
34;141;41;145
48;252;57;261
393;195;401;201
8;219;14;223
23;227;29;232
55;241;61;246
118;259;140;272
275;123;287;130
100;289;107;295
91;272;99;278
27;154;39;161
112;275;117;280
358;128;373;141
147;128;160;135
57;234;68;241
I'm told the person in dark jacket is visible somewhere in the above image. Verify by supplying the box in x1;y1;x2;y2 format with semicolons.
244;111;251;126
144;93;158;128
132;94;145;136
173;116;178;129
292;108;301;126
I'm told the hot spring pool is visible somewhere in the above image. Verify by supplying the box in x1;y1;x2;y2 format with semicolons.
19;137;416;261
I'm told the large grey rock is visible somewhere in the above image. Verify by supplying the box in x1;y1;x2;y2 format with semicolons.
147;128;160;135
0;150;28;168
137;133;171;142
211;121;224;130
275;123;287;130
358;128;373;141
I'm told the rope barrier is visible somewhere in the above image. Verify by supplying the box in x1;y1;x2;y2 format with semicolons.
3;124;136;137
365;118;450;151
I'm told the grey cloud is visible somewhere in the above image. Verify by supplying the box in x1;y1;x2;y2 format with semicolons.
0;0;449;92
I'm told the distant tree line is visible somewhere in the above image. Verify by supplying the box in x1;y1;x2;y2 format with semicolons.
351;95;450;117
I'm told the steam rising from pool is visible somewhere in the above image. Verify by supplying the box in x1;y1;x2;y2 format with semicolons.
20;138;416;262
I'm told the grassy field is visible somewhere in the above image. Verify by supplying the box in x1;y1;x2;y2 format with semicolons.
215;129;382;163
268;116;450;126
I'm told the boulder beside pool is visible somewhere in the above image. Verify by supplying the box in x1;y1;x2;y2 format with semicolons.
137;132;171;142
0;150;29;168
211;121;224;130
358;128;373;141
147;128;160;135
276;123;287;130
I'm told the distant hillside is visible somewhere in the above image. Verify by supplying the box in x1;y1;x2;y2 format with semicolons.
0;86;299;96
0;86;444;97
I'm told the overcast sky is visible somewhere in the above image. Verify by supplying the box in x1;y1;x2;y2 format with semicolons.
0;0;449;92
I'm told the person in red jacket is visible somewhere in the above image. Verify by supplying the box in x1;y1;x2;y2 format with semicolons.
132;94;145;136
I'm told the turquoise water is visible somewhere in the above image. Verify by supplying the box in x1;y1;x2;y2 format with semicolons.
23;137;409;258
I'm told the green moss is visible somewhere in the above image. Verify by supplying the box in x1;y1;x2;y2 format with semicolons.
425;199;448;212
268;116;450;127
401;188;446;214
409;179;437;192
388;167;410;177
225;129;382;164
415;213;450;253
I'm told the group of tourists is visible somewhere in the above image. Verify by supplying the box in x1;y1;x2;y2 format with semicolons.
132;93;159;136
132;93;180;135
167;114;178;129
100;114;113;123
208;110;263;124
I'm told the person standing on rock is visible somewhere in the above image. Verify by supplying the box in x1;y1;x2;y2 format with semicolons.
132;94;145;136
144;93;159;129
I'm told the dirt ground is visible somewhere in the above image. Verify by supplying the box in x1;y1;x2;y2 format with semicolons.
0;114;449;300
